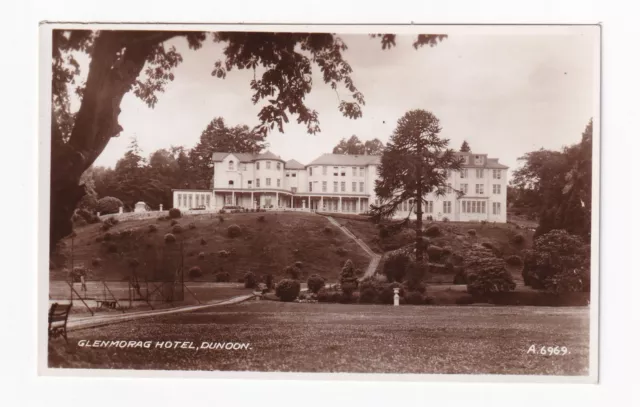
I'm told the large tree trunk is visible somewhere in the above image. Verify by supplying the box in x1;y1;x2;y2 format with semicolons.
49;31;158;251
415;193;424;262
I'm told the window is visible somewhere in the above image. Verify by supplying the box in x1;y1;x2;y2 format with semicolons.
266;178;271;186
493;202;501;215
195;195;200;207
352;167;357;176
265;197;271;207
309;182;312;192
333;181;338;192
352;182;356;192
291;173;296;178
277;179;281;187
266;161;271;170
276;162;281;170
256;178;260;187
462;200;486;214
359;167;365;177
341;182;345;192
333;167;339;176
309;167;313;176
443;201;452;214
178;194;182;207
493;184;501;194
475;155;484;165
460;155;469;164
228;180;234;186
322;181;327;192
256;162;260;170
476;184;484;194
240;163;247;171
248;180;252;188
460;169;468;179
461;183;468;194
291;187;297;193
188;195;193;208
359;182;364;192
286;173;290;177
323;166;327;175
228;160;235;170
206;195;211;207
493;169;501;179
425;201;434;213
476;169;484;178
225;195;232;205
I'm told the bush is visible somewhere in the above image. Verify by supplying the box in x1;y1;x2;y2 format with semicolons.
164;233;176;244
218;250;231;258
103;232;113;241
307;274;326;293
188;266;203;278
545;268;590;294
294;261;303;269
188;222;196;230
340;282;358;303
257;215;266;223
77;208;100;224
466;257;516;297
78;194;99;213
323;226;333;234
97;197;123;215
505;255;523;267
379;226;390;238
467;229;477;236
339;259;359;288
172;225;183;234
169;208;181;219
243;271;257;289
218;215;225;223
512;233;525;245
358;287;380;304
227;224;241;238
198;252;205;260
215;271;230;282
275;279;301;302
383;252;412;282
522;230;589;291
147;224;158;233
91;257;102;267
170;219;178;226
106;242;118;253
285;265;301;279
336;247;348;256
200;238;207;245
426;245;444;262
405;291;425;305
317;287;343;303
424;225;440;237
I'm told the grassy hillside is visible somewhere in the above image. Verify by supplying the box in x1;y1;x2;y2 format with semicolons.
50;212;370;283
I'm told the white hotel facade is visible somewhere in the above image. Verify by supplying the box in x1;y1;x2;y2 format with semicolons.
172;150;508;222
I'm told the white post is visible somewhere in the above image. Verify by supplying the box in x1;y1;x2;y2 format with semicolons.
276;192;279;208
251;191;254;209
159;204;163;211
339;197;342;212
393;288;400;306
118;206;123;214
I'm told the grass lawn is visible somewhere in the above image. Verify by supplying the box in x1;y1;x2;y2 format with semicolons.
49;301;589;375
51;212;370;284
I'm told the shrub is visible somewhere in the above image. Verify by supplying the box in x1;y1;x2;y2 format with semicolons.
78;194;99;213
455;295;475;305
505;255;524;267
442;246;452;257
317;287;343;303
323;226;333;234
379;226;390;238
336;247;348;256
340;282;358;303
227;224;241;238
200;238;207;245
522;230;589;290
164;233;176;244
512;233;525;245
307;274;325;293
148;224;158;233
339;259;359;288
103;232;113;241
218;215;225;223
358;287;380;304
170;219;178;226
172;225;183;234
188;266;203;278
545;268;590;294
128;258;140;268
77;208;100;224
466;257;516;297
424;225;440;237
383;252;412;282
189;222;196;230
453;267;467;285
198;252;205;260
218;250;231;258
285;265;301;279
91;257;102;267
467;229;477;236
275;279;301;302
257;215;266;223
97;197;123;215
405;291;425;305
426;245;444;262
106;242;118;253
169;208;181;219
211;272;228;283
243;271;257;289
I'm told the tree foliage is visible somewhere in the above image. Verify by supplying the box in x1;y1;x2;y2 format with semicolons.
370;109;462;260
332;135;385;155
50;30;447;248
459;140;471;152
510;119;592;240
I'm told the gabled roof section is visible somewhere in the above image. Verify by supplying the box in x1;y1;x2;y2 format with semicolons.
285;159;305;170
307;153;381;166
255;150;283;161
211;150;284;163
453;152;508;169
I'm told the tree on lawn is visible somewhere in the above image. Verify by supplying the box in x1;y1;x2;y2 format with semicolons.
50;30;446;249
460;140;471;152
370;109;462;261
189;117;266;189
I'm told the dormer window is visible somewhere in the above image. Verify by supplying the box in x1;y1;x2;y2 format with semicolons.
460;156;469;165
228;160;235;170
474;155;483;165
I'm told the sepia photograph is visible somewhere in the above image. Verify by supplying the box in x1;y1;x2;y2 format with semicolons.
40;23;600;381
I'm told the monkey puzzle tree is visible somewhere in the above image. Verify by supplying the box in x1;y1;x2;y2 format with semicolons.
370;109;462;261
50;30;446;249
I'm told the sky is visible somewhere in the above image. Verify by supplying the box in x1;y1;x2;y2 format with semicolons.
77;27;599;178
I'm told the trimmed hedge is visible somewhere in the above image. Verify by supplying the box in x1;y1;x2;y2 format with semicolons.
169;208;181;219
275;279;301;302
227;224;242;238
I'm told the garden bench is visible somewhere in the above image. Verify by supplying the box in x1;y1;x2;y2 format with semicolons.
96;299;118;309
48;302;72;343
